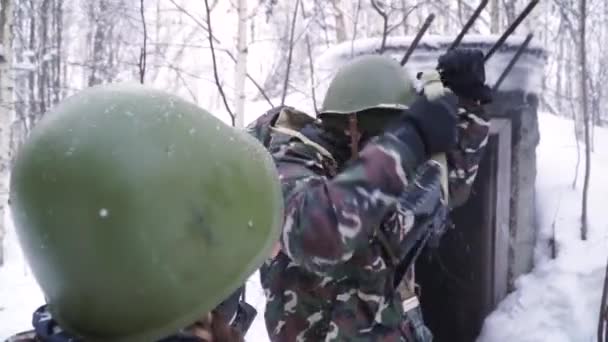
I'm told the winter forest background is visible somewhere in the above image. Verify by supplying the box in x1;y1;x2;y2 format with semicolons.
1;0;604;259
0;0;607;341
6;0;608;136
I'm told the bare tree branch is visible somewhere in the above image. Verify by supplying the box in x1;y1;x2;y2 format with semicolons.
167;63;199;103
169;0;220;45
371;0;389;53
300;1;318;114
204;0;234;125
138;0;147;84
169;0;272;108
224;50;274;108
386;5;419;35
280;0;300;107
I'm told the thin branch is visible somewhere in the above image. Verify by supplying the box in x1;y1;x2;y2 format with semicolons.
172;65;199;103
169;0;220;45
300;0;317;114
169;0;272;108
204;0;234;125
350;0;362;57
305;38;317;114
138;0;147;84
371;0;389;53
386;5;419;35
223;50;273;108
280;0;300;107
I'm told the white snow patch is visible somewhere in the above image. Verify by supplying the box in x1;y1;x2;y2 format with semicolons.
477;112;608;342
0;213;45;339
99;208;109;218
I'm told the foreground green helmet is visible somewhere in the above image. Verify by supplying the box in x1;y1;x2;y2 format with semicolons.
319;54;416;115
10;83;283;341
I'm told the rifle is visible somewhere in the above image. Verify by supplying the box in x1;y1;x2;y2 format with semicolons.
391;0;541;291
400;14;436;66
399;0;490;66
485;0;540;62
386;1;492;291
493;33;534;91
390;161;451;289
431;0;541;200
449;0;490;50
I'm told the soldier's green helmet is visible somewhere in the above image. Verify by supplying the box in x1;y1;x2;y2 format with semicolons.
319;54;417;116
9;83;283;341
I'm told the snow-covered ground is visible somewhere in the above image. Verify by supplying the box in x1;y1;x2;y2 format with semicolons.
477;113;608;342
1;112;607;341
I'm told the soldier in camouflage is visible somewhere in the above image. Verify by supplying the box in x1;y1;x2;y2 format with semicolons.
246;50;491;341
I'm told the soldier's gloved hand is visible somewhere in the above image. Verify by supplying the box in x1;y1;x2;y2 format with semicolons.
437;48;492;104
386;90;459;155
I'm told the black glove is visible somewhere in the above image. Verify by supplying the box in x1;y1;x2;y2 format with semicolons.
437;48;492;104
387;92;459;155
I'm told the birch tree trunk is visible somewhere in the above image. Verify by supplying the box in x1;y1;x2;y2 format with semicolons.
490;0;500;33
0;0;13;266
579;0;590;241
331;0;347;43
234;0;247;128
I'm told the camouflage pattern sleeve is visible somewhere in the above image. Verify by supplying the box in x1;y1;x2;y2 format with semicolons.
446;105;490;208
276;126;426;277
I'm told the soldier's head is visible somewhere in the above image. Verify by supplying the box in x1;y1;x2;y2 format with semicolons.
9;83;282;341
318;54;417;153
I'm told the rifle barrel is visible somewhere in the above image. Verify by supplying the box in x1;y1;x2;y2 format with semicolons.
400;14;436;66
484;0;539;62
448;0;489;50
492;33;534;91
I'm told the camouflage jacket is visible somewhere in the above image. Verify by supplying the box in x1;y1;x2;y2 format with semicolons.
4;299;250;342
246;102;489;342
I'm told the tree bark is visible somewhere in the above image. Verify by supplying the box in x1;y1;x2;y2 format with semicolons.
39;0;49;115
280;0;300;107
53;0;62;105
331;0;347;43
400;0;409;35
88;0;107;86
0;0;14;266
490;0;500;33
234;0;248;128
579;0;590;240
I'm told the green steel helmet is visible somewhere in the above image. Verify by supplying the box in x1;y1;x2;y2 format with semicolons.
9;83;283;342
319;54;416;115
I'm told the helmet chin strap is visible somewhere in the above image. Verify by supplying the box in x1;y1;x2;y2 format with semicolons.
349;113;361;160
